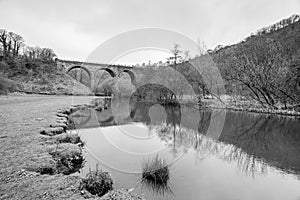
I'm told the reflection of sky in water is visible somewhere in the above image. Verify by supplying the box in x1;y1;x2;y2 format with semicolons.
103;124;165;154
79;124;185;173
116;122;155;139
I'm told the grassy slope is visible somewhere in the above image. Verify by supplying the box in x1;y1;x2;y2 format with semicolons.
0;58;92;95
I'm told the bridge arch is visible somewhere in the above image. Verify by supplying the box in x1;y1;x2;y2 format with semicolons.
93;68;117;94
66;65;92;87
66;65;92;81
94;68;116;78
119;70;136;84
66;65;92;78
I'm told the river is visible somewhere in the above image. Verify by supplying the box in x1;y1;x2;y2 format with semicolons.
70;98;300;200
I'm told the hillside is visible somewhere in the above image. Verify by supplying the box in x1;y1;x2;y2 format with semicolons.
211;15;300;108
0;58;92;95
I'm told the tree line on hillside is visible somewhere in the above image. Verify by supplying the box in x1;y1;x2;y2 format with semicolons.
0;29;60;95
0;29;56;61
210;15;300;54
246;14;300;40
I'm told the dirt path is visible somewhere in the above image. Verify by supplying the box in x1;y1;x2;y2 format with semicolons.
0;94;94;200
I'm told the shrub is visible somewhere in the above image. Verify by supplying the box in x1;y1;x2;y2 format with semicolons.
57;133;84;146
50;145;85;175
0;74;18;94
80;165;113;197
26;163;57;175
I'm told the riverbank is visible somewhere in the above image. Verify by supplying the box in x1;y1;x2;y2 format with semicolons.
203;97;300;118
0;94;144;200
179;95;300;118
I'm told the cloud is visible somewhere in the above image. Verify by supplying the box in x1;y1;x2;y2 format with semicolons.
0;0;299;61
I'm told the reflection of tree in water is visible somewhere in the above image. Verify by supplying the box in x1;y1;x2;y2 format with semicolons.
128;99;181;126
155;123;281;178
154;111;300;178
197;110;211;134
131;83;177;103
152;106;214;156
155;123;214;156
211;142;269;178
219;111;300;176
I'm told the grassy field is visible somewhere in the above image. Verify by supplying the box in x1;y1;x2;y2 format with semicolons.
0;94;92;200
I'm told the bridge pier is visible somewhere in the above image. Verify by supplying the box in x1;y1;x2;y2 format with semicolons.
90;76;95;92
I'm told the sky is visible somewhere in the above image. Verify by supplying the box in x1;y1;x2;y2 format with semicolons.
0;0;299;65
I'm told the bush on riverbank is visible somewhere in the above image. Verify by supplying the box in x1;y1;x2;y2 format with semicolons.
80;165;113;197
49;144;85;175
202;96;300;117
57;133;85;146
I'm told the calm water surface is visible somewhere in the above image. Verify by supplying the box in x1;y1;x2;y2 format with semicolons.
71;98;300;200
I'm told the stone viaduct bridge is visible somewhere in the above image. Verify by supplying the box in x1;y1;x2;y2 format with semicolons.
56;59;142;90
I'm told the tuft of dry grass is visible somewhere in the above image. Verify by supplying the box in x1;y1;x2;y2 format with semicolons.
80;164;113;197
37;166;56;175
142;155;170;185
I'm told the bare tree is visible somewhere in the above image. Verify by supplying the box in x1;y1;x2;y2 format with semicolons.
167;44;183;65
9;32;25;57
0;30;25;58
196;38;207;57
24;46;56;60
225;38;298;108
40;48;56;60
181;50;190;62
0;29;9;57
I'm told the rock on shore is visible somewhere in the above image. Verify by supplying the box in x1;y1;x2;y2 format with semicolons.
100;189;145;200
